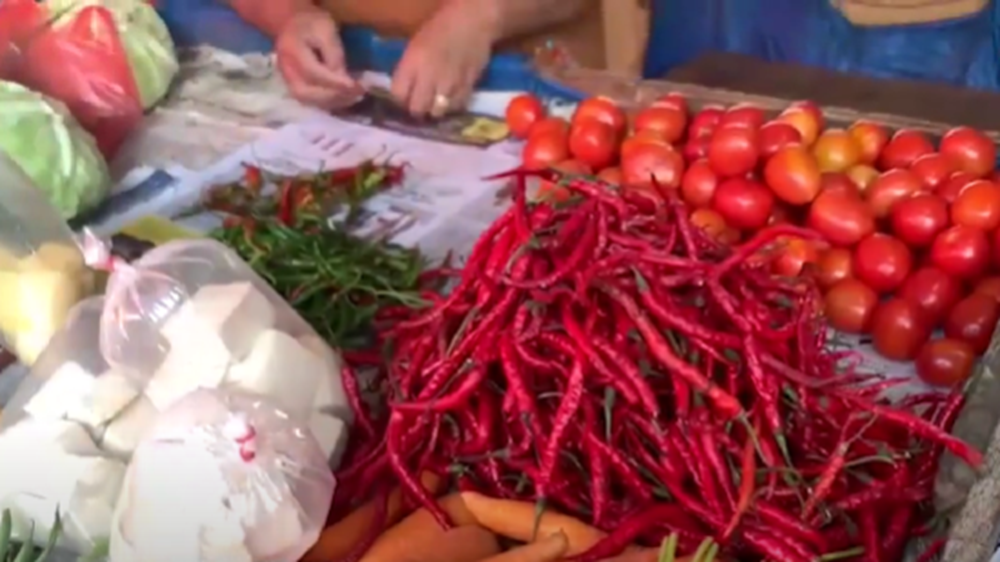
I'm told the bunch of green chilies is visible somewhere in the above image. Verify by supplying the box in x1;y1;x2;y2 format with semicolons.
211;162;428;349
332;169;982;562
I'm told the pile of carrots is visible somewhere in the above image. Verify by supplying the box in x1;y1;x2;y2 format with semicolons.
321;170;981;562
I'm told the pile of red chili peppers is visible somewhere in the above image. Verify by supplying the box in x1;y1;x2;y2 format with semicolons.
335;170;983;562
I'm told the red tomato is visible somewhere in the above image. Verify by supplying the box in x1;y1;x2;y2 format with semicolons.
597;167;622;185
816;248;854;288
929;225;991;280
688;106;724;138
865;169;925;218
944;293;1000;354
522;131;569;170
633;105;687;143
572;96;626;134
505;94;545;138
910;153;956;189
778;106;821;146
690;208;728;241
889;192;949;247
568;120;618;170
720;103;766;130
848;120;889;165
950;180;1000;231
940;126;996;178
712;177;775;230
845;165;879;194
993;227;1000;269
680;159;719;208
974;276;1000;301
621;142;685;189
758;121;803;158
528;117;569;139
936;171;977;204
621;131;669;160
897;267;963;326
916;338;977;387
824;279;878;334
853;233;913;293
708;126;759;177
871;298;932;361
655;92;688;113
807;191;876;247
820;172;861;198
764;145;822;204
813;129;862;173
773;237;820;278
878;129;935;170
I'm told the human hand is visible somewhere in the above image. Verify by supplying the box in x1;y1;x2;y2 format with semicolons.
275;7;363;109
390;0;494;118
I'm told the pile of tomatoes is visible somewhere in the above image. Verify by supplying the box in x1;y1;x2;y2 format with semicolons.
504;92;1000;388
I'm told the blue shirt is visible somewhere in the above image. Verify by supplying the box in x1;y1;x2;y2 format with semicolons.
643;0;1000;90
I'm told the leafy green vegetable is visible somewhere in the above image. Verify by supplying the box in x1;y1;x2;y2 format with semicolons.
0;81;110;219
0;509;61;562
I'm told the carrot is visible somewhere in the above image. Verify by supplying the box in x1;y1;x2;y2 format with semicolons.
461;492;605;555
477;532;568;562
391;525;500;562
359;494;479;562
302;473;443;562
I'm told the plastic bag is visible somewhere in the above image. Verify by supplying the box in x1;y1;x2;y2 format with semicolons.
86;236;351;467
0;153;96;365
109;388;335;562
0;297;137;555
3;296;160;461
0;0;161;158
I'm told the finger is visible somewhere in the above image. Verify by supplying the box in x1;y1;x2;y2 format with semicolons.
305;32;361;91
280;60;343;108
390;57;419;114
290;38;358;92
429;73;467;119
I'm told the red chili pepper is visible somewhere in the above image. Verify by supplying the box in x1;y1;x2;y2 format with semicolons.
723;437;757;540
242;163;263;193
860;509;882;562
537;358;585;499
276;179;297;225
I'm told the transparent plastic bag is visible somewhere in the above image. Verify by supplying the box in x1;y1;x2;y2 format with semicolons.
0;153;96;365
85;236;351;466
0;0;148;158
109;388;335;562
3;296;160;462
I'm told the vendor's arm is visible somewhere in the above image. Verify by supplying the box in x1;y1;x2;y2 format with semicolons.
475;0;591;43
392;0;589;117
226;0;315;37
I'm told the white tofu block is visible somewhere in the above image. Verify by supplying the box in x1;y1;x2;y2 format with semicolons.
297;335;353;424
160;282;275;362
23;362;95;420
99;396;158;460
0;420;123;551
244;498;306;561
226;330;322;418
68;371;140;431
148;283;276;411
309;414;348;469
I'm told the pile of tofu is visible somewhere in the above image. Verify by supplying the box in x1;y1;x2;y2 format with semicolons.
0;281;353;555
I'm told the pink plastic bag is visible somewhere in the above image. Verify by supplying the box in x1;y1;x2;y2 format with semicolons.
110;388;336;562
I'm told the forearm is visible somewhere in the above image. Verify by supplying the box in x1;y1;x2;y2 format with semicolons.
227;0;318;36
463;0;591;42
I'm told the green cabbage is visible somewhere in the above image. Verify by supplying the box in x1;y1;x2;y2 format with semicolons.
47;0;179;109
0;81;111;218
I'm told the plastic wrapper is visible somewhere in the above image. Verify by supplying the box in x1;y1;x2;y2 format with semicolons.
0;300;131;555
0;79;111;219
0;0;179;158
109;388;335;562
0;153;96;365
86;236;351;467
